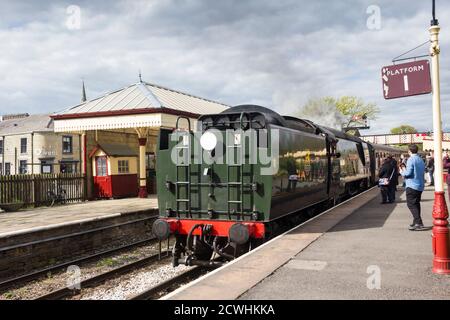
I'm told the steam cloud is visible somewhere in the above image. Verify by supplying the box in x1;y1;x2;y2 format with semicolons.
283;97;346;130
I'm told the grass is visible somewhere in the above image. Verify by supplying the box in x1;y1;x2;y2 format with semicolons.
97;257;120;268
3;292;15;299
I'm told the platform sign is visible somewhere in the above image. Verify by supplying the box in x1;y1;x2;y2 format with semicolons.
381;60;432;99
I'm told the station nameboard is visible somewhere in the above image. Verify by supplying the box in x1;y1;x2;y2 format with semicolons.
381;60;432;99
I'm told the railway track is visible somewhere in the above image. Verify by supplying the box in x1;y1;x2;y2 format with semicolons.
4;190;373;300
129;266;210;300
35;250;172;300
0;235;168;294
128;189;376;300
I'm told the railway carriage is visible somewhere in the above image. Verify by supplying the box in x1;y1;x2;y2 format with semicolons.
152;105;404;267
371;144;404;176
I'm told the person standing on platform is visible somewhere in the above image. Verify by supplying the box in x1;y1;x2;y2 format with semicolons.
400;154;408;188
378;158;395;204
444;153;450;200
400;144;426;231
426;152;435;186
387;156;398;201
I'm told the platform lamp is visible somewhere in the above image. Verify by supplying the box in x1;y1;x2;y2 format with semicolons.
429;0;450;274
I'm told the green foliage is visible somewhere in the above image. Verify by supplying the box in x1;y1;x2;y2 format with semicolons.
390;125;417;134
296;96;379;130
97;257;119;268
327;96;380;128
3;292;14;299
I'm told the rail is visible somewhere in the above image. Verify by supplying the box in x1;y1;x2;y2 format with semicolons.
35;251;172;300
129;266;208;300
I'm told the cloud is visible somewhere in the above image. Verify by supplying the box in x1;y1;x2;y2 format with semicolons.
0;0;448;134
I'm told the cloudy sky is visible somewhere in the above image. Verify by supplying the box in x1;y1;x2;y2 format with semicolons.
0;0;449;134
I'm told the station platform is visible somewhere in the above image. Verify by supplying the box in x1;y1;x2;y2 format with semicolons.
0;197;159;280
0;196;158;237
164;187;450;300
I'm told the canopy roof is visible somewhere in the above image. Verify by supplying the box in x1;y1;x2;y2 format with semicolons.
54;82;229;118
89;143;138;158
52;82;229;132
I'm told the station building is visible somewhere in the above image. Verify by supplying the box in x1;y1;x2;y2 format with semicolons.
52;81;229;199
0;114;81;175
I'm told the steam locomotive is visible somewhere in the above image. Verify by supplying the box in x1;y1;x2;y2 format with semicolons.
152;105;404;267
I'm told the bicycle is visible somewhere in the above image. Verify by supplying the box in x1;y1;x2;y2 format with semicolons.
47;187;67;207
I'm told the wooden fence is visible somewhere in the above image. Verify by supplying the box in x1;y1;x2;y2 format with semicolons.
0;173;86;207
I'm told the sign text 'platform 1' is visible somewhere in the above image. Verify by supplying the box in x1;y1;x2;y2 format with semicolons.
381;60;432;99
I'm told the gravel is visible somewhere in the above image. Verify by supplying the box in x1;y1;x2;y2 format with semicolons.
0;240;174;300
78;263;191;300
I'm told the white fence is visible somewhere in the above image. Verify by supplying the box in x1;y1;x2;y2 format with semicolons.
361;132;450;145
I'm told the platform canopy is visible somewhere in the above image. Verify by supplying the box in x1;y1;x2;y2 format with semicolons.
52;81;229;132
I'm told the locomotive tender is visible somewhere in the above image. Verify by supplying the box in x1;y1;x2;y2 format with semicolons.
152;105;403;266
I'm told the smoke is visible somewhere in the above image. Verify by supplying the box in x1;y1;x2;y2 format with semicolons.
272;86;346;130
294;98;346;130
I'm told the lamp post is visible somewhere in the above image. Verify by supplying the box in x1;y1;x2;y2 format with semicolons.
429;0;450;274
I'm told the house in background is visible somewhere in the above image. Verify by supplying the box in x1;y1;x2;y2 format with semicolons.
0;114;81;175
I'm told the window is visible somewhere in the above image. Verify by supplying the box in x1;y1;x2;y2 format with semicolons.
146;153;155;170
0;139;3;154
158;129;171;150
96;156;108;176
118;160;129;174
5;163;11;175
19;160;27;174
62;136;73;154
41;160;53;174
60;162;75;173
20;138;27;154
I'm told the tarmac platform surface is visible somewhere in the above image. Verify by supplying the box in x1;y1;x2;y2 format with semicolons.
0;196;158;237
164;187;450;300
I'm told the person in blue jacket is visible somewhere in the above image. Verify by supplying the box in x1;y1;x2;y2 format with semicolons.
400;144;426;231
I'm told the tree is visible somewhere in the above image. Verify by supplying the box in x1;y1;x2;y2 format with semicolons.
296;96;380;130
328;96;380;129
390;125;417;134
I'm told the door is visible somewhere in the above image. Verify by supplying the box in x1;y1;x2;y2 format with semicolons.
4;163;11;175
94;156;111;197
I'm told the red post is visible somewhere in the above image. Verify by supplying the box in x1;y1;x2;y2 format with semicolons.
432;191;450;274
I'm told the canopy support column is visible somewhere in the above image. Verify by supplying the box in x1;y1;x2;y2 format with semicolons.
136;128;149;198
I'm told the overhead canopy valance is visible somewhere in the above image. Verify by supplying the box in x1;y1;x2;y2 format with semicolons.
53;109;197;132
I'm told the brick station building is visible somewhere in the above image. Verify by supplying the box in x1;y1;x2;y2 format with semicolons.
52;81;229;199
